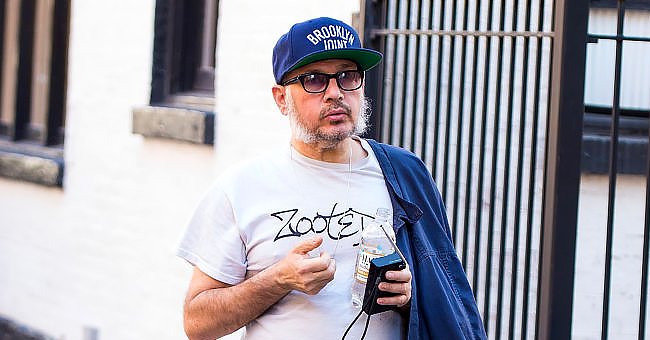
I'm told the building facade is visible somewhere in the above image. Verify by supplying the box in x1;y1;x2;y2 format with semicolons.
0;0;648;340
0;1;361;339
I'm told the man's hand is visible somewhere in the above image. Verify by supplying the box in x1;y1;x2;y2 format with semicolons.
273;236;336;295
377;266;412;308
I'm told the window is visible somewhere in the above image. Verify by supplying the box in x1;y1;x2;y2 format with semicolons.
0;0;69;186
151;0;218;104
132;0;217;144
582;0;650;174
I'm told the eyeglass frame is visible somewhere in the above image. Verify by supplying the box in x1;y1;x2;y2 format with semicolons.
281;70;365;94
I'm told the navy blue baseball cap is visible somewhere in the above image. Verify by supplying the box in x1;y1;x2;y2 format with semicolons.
272;17;383;84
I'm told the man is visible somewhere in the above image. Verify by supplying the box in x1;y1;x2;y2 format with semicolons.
178;17;486;340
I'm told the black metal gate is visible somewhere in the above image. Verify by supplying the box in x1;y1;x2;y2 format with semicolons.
577;1;650;339
359;0;650;339
363;1;563;338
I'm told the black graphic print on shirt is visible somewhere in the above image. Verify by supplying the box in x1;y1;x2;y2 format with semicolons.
271;203;374;245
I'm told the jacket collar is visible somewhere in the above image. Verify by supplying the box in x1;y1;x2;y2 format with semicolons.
366;139;423;230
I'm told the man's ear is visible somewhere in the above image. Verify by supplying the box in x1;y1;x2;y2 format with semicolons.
272;85;289;116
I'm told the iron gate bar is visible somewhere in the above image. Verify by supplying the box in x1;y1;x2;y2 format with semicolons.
454;2;478;276
496;0;522;337
382;0;394;144
458;4;473;263
14;0;36;141
406;0;422;158
642;110;650;340
45;0;70;146
474;0;497;315
444;0;459;245
589;34;650;42
401;0;411;151
483;0;505;332
601;1;626;339
486;0;509;335
431;0;446;188
419;0;433;175
454;0;469;269
524;1;550;337
414;0;426;156
406;0;420;154
537;0;588;339
397;0;408;149
509;0;535;337
395;0;407;153
471;0;491;308
371;28;555;38
473;0;497;314
400;0;413;151
460;0;480;279
382;0;397;147
419;0;433;178
389;0;398;145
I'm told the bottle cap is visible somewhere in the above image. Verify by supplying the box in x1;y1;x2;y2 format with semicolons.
375;208;390;222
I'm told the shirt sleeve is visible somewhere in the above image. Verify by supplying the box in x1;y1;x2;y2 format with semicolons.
176;184;247;285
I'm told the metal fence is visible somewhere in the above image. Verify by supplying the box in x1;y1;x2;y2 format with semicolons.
362;0;585;339
364;0;650;339
363;0;555;338
580;2;650;339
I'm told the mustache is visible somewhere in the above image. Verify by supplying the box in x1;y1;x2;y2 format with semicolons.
320;101;352;119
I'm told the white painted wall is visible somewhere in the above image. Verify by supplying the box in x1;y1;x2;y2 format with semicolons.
573;175;649;340
0;1;360;340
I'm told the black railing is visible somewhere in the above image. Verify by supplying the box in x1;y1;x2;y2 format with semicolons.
582;1;650;339
643;112;650;340
362;0;650;337
364;0;557;338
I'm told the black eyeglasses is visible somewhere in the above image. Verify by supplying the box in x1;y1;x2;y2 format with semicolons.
281;70;364;93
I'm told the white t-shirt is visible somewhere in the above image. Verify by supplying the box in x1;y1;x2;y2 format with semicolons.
177;138;404;340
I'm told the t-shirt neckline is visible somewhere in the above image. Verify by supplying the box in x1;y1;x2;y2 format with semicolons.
288;136;372;171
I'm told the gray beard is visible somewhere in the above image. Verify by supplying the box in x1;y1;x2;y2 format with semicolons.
286;92;370;149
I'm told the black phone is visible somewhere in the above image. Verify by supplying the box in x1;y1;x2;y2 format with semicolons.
361;252;406;315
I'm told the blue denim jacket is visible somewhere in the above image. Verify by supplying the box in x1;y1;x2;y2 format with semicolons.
368;140;488;340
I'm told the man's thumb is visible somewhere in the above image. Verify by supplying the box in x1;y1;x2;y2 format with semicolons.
292;236;323;255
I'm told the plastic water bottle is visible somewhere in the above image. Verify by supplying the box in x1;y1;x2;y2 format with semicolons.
351;208;396;308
